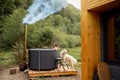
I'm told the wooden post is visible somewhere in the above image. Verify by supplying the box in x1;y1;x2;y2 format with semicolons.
81;0;101;80
23;24;27;61
10;68;16;75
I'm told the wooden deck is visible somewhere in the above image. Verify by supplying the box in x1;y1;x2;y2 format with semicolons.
28;67;78;77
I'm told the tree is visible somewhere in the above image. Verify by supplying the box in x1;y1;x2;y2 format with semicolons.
0;0;32;34
0;4;81;50
14;0;32;9
0;9;26;50
0;0;16;33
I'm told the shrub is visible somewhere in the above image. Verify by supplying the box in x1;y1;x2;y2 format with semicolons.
12;41;24;64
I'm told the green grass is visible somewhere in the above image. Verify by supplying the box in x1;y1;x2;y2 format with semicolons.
0;51;16;68
67;47;81;70
0;47;81;70
68;47;81;61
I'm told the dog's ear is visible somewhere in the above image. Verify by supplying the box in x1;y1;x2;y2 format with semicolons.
63;52;65;55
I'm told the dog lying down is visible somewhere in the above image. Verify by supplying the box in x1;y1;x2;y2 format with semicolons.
60;49;77;70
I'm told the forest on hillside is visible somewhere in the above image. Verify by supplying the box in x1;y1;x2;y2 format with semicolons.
0;0;81;51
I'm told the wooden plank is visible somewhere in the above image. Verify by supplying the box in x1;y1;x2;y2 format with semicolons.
86;0;120;12
86;0;115;10
28;70;77;77
81;0;89;79
28;67;78;77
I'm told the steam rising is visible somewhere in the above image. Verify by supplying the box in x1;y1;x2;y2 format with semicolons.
23;0;68;24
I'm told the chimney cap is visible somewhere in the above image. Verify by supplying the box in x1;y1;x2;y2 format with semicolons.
24;23;28;25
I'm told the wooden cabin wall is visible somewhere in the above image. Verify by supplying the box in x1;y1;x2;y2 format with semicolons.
81;0;120;80
81;0;101;80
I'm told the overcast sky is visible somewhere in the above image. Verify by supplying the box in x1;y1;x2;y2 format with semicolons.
66;0;81;9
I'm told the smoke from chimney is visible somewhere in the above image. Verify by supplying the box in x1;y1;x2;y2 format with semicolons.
23;0;68;24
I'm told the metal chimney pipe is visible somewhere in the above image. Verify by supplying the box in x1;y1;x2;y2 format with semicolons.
23;24;27;61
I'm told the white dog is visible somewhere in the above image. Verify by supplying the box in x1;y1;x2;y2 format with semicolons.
60;49;77;70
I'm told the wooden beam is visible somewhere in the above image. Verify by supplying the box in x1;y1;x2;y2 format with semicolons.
81;0;101;80
87;0;120;12
87;0;115;10
28;68;78;77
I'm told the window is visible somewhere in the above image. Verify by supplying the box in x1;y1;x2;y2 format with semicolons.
101;11;120;65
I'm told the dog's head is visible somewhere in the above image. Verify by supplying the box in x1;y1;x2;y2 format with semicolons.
60;49;68;55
